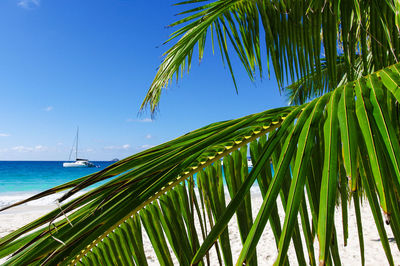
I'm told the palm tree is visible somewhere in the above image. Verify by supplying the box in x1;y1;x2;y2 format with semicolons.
1;0;400;265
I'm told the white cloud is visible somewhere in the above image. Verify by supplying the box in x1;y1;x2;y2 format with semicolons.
34;145;47;151
44;106;54;112
122;144;130;149
145;134;152;139
11;145;47;152
11;146;32;152
126;118;153;123
0;133;10;137
18;0;40;9
104;144;131;150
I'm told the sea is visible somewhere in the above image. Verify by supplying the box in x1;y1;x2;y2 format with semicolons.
0;161;114;209
0;161;260;209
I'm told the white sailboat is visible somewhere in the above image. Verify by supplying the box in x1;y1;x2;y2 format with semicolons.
63;127;96;168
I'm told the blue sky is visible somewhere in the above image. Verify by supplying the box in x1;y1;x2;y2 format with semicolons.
0;0;286;160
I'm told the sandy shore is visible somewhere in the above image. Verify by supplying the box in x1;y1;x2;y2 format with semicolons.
0;192;399;265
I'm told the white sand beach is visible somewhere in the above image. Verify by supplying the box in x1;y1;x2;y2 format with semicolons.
0;192;399;265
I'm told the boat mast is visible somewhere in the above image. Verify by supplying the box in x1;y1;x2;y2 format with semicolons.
76;126;79;160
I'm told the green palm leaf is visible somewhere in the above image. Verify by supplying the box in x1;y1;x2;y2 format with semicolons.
2;1;400;265
142;0;399;113
2;63;400;265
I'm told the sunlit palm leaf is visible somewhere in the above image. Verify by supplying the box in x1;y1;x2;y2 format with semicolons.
1;63;400;266
141;0;399;113
0;108;289;265
2;1;400;265
0;65;398;266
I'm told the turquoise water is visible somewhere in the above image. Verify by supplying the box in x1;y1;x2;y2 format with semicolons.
0;161;113;194
0;161;259;208
0;161;114;208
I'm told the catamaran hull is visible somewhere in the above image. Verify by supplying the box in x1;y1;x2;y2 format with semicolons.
63;162;96;168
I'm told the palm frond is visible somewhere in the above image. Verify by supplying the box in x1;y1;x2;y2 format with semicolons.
284;54;374;105
2;63;400;265
141;0;400;114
